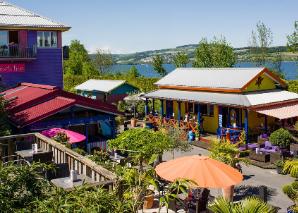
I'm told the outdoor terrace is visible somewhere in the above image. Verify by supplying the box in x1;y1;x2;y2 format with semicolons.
0;132;116;190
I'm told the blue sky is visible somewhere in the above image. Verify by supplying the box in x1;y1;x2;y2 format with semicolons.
9;0;298;53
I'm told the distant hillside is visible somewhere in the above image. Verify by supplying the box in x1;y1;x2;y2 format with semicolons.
90;45;298;64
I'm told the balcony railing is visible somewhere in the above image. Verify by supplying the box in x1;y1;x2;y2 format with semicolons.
0;133;116;190
0;44;37;59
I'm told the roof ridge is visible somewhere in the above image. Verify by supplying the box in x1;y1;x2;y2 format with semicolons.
20;82;58;90
0;0;70;29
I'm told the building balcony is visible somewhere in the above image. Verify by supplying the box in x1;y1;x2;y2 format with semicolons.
0;44;37;60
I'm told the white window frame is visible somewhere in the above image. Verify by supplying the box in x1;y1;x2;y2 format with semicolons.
37;31;57;48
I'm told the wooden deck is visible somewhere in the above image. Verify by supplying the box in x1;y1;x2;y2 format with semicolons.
0;133;116;190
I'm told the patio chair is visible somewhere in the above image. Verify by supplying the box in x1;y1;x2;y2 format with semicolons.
47;163;70;180
33;151;53;164
16;140;33;151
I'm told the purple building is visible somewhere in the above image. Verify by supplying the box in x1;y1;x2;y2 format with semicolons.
0;1;70;88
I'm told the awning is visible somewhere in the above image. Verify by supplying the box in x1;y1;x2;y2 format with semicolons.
253;102;298;120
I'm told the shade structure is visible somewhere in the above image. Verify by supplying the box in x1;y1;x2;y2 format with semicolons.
254;102;298;120
41;128;86;144
155;155;243;188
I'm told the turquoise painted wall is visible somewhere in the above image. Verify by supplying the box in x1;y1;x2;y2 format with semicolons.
110;83;138;95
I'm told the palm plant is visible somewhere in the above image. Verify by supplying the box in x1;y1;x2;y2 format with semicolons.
159;179;193;213
208;197;275;213
283;159;298;178
282;159;298;211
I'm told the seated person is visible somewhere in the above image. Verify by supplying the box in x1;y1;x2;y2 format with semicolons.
188;129;195;142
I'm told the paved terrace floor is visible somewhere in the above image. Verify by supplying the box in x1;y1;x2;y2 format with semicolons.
162;145;294;213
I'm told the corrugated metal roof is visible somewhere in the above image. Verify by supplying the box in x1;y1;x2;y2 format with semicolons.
0;1;70;30
254;102;298;119
144;89;298;107
2;82;121;127
155;67;266;89
75;80;126;93
12;97;75;127
246;90;298;106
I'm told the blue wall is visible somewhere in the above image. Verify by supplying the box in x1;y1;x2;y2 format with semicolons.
111;83;138;95
0;30;63;88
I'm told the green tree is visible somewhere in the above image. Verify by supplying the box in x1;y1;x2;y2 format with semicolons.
193;37;236;68
127;65;140;78
287;21;298;53
82;61;98;78
0;162;52;212
93;49;113;74
288;80;298;94
33;186;125;213
208;196;275;213
248;21;273;66
172;51;189;68
0;96;11;136
64;40;90;75
152;55;166;76
108;128;171;170
209;140;249;168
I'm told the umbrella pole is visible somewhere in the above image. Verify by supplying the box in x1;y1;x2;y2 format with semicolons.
222;185;234;201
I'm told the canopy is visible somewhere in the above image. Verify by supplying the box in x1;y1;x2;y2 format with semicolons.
254;102;298;120
41;128;86;144
155;155;243;188
124;92;145;102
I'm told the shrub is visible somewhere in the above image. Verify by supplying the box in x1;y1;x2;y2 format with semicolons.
72;147;86;156
283;183;297;201
269;128;293;148
274;160;284;168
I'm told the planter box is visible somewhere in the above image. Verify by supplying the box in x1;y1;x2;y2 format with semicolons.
290;143;298;156
249;151;270;163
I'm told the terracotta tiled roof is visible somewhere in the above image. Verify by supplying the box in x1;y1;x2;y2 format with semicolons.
2;82;120;127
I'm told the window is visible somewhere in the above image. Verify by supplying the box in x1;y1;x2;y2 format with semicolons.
0;31;8;46
195;104;214;117
37;31;57;48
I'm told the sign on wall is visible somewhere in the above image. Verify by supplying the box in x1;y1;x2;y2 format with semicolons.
0;63;25;73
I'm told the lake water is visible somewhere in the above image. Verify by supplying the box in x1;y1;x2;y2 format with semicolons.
110;61;297;80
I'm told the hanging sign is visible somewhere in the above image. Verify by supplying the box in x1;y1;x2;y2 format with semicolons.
0;63;25;73
218;114;223;128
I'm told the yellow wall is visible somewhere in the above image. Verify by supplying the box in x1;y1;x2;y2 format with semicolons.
202;105;219;133
244;73;277;92
163;99;277;135
242;110;276;130
171;102;219;134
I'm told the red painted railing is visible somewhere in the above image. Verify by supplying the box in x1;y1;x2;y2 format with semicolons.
147;115;198;132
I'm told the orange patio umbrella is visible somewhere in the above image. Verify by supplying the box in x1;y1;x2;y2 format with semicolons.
155;155;243;188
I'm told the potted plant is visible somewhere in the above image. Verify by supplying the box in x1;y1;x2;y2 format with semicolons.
269;128;293;149
275;160;284;174
143;188;155;209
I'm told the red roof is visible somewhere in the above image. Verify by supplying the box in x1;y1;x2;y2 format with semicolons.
2;83;120;127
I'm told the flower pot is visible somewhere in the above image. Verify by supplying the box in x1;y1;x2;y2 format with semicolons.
143;194;154;209
276;166;283;174
195;137;199;141
130;118;137;127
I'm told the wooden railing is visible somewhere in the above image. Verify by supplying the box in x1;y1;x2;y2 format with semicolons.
147;115;198;132
0;133;116;190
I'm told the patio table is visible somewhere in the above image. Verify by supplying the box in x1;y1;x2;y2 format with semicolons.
110;155;125;163
15;149;46;162
51;174;95;190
